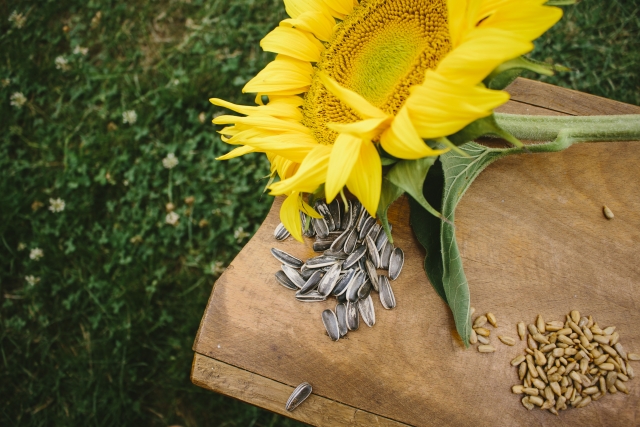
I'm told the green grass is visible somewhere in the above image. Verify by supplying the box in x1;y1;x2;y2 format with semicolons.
0;0;638;426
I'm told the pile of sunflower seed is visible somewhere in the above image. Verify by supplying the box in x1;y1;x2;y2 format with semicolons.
511;310;638;414
272;198;404;341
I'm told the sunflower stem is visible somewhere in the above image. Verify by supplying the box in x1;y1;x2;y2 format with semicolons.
495;113;640;143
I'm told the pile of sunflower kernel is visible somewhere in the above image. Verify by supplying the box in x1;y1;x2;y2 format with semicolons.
510;310;638;414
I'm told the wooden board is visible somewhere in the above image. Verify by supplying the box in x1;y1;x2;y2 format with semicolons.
192;78;640;426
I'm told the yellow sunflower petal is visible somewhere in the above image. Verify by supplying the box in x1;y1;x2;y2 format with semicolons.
260;27;324;62
380;106;449;159
280;192;304;242
272;155;300;180
326;117;389;139
243;55;313;95
479;2;562;42
346;139;381;216
269;145;331;195
299;197;322;218
325;133;362;203
407;71;510;138
321;0;355;18
281;11;336;41
435;28;532;84
216;145;257;160
284;0;331;18
210;97;303;121
318;72;388;120
242;134;319;163
213;114;311;135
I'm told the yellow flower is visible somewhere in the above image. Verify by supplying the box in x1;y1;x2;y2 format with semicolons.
212;0;562;240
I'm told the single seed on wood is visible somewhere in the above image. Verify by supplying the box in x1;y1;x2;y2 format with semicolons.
570;310;580;323
285;382;312;412
628;365;635;379
512;385;524;394
321;310;340;341
475;327;490;337
477;335;490;345
628;353;640;361
478;345;495;353
519;362;527;380
615;380;629;394
521;397;534;410
575;396;592;408
487;312;497;328
473;315;488;328
536;315;546;334
517;322;526;340
603;205;614;219
511;355;526;366
499;336;516;346
529;396;544;406
470;329;478;345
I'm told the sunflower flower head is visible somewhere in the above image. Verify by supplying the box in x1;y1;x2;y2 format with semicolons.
212;0;562;241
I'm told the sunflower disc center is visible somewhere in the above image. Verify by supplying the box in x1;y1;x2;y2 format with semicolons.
303;0;451;145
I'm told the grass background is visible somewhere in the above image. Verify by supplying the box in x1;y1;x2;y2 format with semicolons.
0;0;638;425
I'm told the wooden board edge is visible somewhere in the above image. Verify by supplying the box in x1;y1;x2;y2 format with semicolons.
506;78;640;115
191;352;415;427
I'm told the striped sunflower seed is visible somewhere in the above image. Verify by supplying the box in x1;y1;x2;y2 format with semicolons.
332;268;355;296
343;228;358;254
375;227;389;251
358;216;375;240
317;263;342;296
328;199;341;230
275;271;298;290
281;264;305;288
295;292;326;302
274;223;291;241
365;235;381;268
341;200;353;230
300;212;315;238
315;201;335;232
378;275;396;309
285;382;312;412
357;279;372;300
270;248;303;269
306;255;339;269
346;271;365;302
312;217;329;239
335;303;348;337
358;294;376;327
364;259;378;287
329;228;351;252
346;301;359;331
343;245;367;269
312;239;332;252
380;241;393;270
321;309;340;341
388;247;404;280
298;270;323;295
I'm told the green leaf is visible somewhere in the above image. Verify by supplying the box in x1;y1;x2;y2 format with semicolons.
409;160;447;304
484;56;570;90
386;158;450;224
376;178;404;245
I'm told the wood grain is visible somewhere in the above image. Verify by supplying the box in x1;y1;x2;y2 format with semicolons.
192;78;640;426
192;353;410;426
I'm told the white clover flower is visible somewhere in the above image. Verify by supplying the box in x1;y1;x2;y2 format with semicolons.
9;11;26;29
25;275;40;286
55;56;71;71
1;78;10;88
165;211;180;226
73;45;89;56
10;92;27;109
48;198;66;213
122;110;137;124
234;227;250;242
17;242;26;251
209;261;226;275
162;153;179;169
29;248;44;260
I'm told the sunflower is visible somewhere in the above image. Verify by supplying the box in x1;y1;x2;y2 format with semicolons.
211;0;562;241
